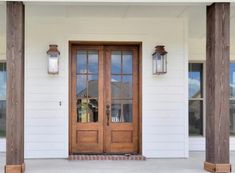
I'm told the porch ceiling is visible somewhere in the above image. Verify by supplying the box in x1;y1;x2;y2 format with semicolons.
0;2;235;39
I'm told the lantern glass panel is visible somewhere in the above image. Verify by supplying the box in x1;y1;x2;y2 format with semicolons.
156;54;163;73
163;54;167;73
152;55;157;74
152;53;167;74
48;55;59;74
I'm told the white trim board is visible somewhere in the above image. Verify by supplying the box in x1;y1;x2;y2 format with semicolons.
189;137;235;151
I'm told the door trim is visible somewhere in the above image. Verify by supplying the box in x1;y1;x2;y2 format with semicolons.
69;41;142;155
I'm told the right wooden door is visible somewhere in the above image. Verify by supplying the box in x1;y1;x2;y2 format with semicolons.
104;46;139;154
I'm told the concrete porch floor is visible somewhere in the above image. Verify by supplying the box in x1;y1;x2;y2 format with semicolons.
0;152;234;173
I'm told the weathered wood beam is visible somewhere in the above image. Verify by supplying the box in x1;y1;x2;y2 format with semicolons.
205;3;231;173
5;1;25;173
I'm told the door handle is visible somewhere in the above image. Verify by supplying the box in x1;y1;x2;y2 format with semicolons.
106;105;110;126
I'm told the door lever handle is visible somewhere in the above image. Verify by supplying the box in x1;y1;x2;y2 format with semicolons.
106;105;110;126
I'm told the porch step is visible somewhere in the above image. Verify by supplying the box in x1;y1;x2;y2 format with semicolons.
68;154;146;161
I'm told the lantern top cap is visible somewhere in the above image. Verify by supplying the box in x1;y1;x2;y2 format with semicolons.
47;44;60;54
49;44;58;47
153;45;167;55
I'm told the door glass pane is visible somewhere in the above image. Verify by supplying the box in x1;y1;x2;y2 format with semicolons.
123;75;132;99
111;100;133;123
77;99;98;123
0;63;6;99
77;51;87;74
88;75;98;98
111;75;121;99
88;51;98;74
188;63;203;98
230;100;235;135
123;51;133;74
77;75;87;97
77;99;87;122
230;63;235;97
76;50;99;123
0;100;6;137
111;51;121;74
123;100;132;122
111;100;121;122
189;100;203;136
87;99;98;122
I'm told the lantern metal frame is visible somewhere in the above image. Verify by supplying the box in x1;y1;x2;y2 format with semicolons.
152;45;167;75
47;44;60;75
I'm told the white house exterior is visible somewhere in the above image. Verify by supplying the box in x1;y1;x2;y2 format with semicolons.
0;1;234;173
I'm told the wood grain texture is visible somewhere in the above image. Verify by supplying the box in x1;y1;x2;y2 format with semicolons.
204;162;231;173
206;2;230;167
69;42;141;154
104;46;139;154
5;164;24;173
6;1;25;167
138;44;142;154
70;45;104;154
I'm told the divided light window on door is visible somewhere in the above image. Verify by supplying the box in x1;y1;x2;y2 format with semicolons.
76;50;99;123
111;51;133;123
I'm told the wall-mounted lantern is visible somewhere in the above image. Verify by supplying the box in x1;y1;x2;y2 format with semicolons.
152;45;167;75
47;45;60;74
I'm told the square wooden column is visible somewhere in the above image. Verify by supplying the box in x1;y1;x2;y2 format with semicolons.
5;2;25;173
204;3;231;173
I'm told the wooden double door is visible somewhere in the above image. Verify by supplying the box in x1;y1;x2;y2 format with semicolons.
70;44;139;154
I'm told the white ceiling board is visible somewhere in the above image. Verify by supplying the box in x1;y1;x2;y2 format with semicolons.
125;6;187;18
63;5;129;18
0;4;6;35
0;3;6;55
187;5;235;39
2;3;235;40
231;16;235;38
9;0;228;4
231;5;235;18
25;5;189;18
24;4;207;39
24;2;209;6
187;6;206;39
26;5;131;18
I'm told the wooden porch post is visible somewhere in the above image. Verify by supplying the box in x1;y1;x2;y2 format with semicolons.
5;2;25;173
204;3;231;173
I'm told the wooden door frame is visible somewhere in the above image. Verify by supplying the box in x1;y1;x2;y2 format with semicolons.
68;41;142;155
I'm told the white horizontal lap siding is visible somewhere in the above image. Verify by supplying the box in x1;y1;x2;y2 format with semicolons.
25;15;68;158
142;21;188;158
143;59;187;158
24;10;188;158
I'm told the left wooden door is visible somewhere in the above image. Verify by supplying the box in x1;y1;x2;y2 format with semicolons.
70;45;104;153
